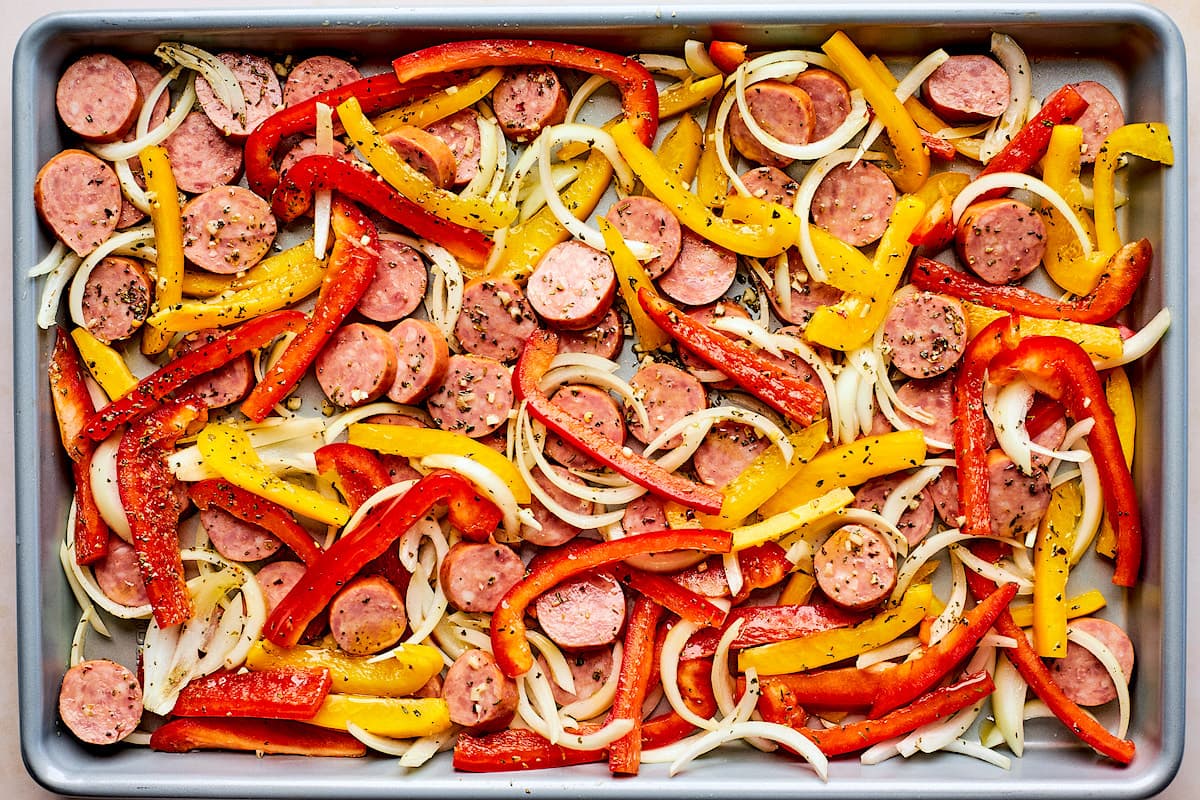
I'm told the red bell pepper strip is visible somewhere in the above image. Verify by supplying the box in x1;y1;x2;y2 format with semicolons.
188;480;323;566
611;565;726;627
758;668;886;711
514;329;724;514
241;199;380;422
71;452;110;565
150;717;366;757
756;674;811;731
989;336;1142;586
911;238;1152;324
907;193;956;250
638;288;825;426
683;602;864;661
264;470;498;647
271;155;492;269
392;40;659;147
117;396;209;628
606;595;664;775
869;581;1018;716
920;130;958;161
49;328;93;462
313;443;393;510
170;667;332;720
85;310;306;442
490;529;733;677
966;541;1136;764
707;41;747;74
977;83;1090;188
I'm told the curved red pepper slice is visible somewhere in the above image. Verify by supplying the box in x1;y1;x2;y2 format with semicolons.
85;310;307;442
241;199;380;422
170;667;332;720
758;668;886;711
612;565;726;627
313;443;393;511
150;717;366;757
911;239;1151;324
707;41;747;74
920;130;958;161
392;40;659;147
637;288;825;426
977;83;1090;188
49;328;94;462
514;329;724;514
606;595;663;775
271;155;492;269
188;480;323;566
71;453;110;565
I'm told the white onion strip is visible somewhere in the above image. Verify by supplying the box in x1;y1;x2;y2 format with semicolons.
154;42;245;123
564;75;610;125
1068;440;1105;565
834;508;909;560
1094;307;1171;369
951;544;1035;595
856;636;922;669
683;40;721;77
660;618;720;731
35;250;83;329
28;240;68;278
312;102;334;258
421;453;523;538
928;550;968;646
980;34;1033;164
322;401;420;444
952;172;1092;258
667;721;829;780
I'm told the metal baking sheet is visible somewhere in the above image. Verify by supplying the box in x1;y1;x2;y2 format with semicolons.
12;4;1188;797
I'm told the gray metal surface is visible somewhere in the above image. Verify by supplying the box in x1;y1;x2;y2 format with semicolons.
11;3;1187;797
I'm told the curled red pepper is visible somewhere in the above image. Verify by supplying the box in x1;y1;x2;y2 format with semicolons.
150;717;365;757
612;565;726;627
977;83;1090;187
606;595;663;774
514;329;724;514
920;130;959;161
170;667;332;720
911;239;1151;324
313;443;393;511
188;480;323;566
757;668;886;711
707;41;747;74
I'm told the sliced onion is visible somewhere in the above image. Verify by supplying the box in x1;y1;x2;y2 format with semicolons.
346;721;421;756
854;49;949;162
1094;307;1171;369
928;551;967;646
859;736;905;765
683;40;720;77
667;721;829;781
952;172;1092;258
979;34;1033;164
516;406;645;507
951;544;1034;594
564;74;610;125
633;53;692;79
312;102;334;258
517;160;586;222
556;718;636;751
891;529;973;601
834;361;861;445
1068;440;1105;565
856;636;921;669
61;533;149;622
986;379;1037;474
834;508;909;560
991;654;1028;756
659;618;719;731
527;630;577;696
88;72;197;162
711;621;744;720
113;157;152;215
940;737;1012;770
28;240;68;279
421;453;522;538
933;121;995;140
90;434;132;541
462;105;504;202
538;361;650;432
794;149;884;282
155;42;245;123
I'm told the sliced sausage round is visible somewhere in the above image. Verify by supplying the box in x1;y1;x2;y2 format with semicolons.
927;468;961;527
766;248;844;327
199;506;283;562
283;55;363;107
92;537;149;607
255;560;307;614
814;524;898;611
556;307;624;360
357;235;427;323
626;362;707;447
811;161;897;247
412;673;444;699
544;384;626;471
692;421;771;488
527;241;618;331
605;196;683;278
59;659;143;745
534;571;627;650
425;354;514;438
987;448;1053;539
174;328;255;409
194;52;283;139
1050;617;1135;706
521;465;594;547
921;55;1011;123
329;575;407;656
881;291;968;379
278;136;352;175
35;149;121;257
443;648;518;732
387;318;450;404
546;646;616;706
426;108;484;187
850;473;935;547
79;256;152;344
316;323;398;408
793;68;852;141
383;125;457;189
163;110;244;194
729;79;815;168
892;372;956;450
440;541;525;613
1070;81;1125;163
656;229;739;307
56;54;141;142
492;66;570;142
736;165;799;207
181;185;277;274
454;277;540;362
955;198;1047;284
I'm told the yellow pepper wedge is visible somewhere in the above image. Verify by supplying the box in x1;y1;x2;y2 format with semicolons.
138;144;184;356
372;67;505;134
348;423;530;503
338;96;516;232
1096;367;1136;558
778;572;816;605
197;423;350;526
307;694;451;739
824;33;929;193
657;112;703;184
1093;123;1174;256
694;128;730;208
731;487;855;551
148;240;327;333
612;119;800;258
1008;589;1107;629
739;583;935;674
962;302;1123;361
70;327;137;400
696;422;828;530
1040;125;1105;295
597;218;671;352
1033;481;1081;657
245;640;443;697
806;226;875;294
804;196;924;351
182;243;324;299
760;429;927;517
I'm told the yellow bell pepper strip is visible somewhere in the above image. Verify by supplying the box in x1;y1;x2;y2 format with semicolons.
70;327;137;400
657;112;703;184
730;487;855;551
805;226;874;294
1008;589;1107;629
1093;122;1174;255
738;583;935;675
148;240;327;333
347;422;530;503
778;572;816;606
823;32;929;193
182;244;325;298
804;196;924;351
1040;124;1106;295
612;120;800;258
138;144;184;356
962;302;1124;361
597;218;670;352
371;67;505;135
307;694;451;739
244;640;443;698
694;86;731;208
182;270;234;298
1096;366;1136;558
197;422;350;527
696;422;828;530
1033;481;1081;657
338;96;516;232
760;429;927;517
